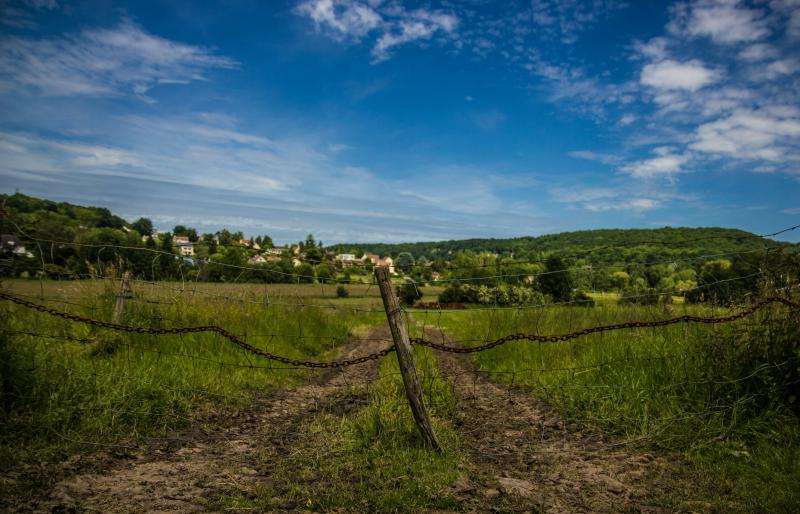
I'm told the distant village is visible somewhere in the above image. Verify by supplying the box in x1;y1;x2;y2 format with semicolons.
139;228;399;275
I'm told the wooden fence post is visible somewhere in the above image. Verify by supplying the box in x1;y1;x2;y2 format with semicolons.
113;271;131;324
374;266;441;451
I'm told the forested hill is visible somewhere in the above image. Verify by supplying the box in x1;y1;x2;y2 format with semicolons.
1;192;128;233
329;227;787;266
1;192;788;268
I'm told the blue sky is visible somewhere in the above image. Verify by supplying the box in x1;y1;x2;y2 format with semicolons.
1;0;798;244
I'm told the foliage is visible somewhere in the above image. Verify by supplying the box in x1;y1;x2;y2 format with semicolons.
336;285;349;298
397;281;423;306
395;252;415;273
537;255;572;302
438;283;548;306
131;217;153;236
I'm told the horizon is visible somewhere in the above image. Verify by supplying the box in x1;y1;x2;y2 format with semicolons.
5;190;799;247
1;1;799;243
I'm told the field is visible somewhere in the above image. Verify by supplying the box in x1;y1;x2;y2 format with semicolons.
1;278;798;512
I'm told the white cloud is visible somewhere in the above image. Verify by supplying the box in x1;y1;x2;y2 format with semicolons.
0;19;237;99
0;112;556;242
568;150;621;165
690;107;800;161
549;186;663;212
770;0;800;39
295;1;458;63
762;58;800;79
295;0;382;39
621;150;690;179
371;10;457;62
585;198;661;212
640;59;718;91
738;43;778;61
670;0;769;44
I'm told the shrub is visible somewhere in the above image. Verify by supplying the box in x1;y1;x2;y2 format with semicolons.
618;285;661;305
397;281;422;306
697;298;800;416
571;290;595;307
437;284;548;306
336;285;349;298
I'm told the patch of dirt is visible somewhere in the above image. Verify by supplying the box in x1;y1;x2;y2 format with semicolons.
16;326;391;514
432;330;694;514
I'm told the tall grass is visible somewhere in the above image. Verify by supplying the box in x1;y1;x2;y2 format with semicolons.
421;299;800;511
0;278;383;467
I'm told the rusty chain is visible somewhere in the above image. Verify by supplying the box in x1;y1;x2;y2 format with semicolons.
2;291;798;364
410;296;800;354
0;291;394;368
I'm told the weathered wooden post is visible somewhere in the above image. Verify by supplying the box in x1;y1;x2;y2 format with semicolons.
113;271;131;324
374;266;441;451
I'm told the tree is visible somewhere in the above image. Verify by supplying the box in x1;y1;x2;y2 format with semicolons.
611;271;630;290
395;252;415;273
315;263;335;283
173;225;198;242
131;217;153;236
537;254;572;302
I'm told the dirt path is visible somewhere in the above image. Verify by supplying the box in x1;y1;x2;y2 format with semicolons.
431;329;690;513
37;326;392;513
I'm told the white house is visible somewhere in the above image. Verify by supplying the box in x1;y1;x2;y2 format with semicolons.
364;254;395;274
264;247;284;256
248;255;267;265
177;242;194;256
335;253;357;266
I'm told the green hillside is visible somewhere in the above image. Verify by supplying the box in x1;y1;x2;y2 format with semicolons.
329;226;786;266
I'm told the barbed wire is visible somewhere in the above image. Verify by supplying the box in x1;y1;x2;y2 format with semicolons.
3;290;797;366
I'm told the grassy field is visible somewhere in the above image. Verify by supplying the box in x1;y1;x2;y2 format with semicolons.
0;279;390;466
1;278;798;512
419;300;800;512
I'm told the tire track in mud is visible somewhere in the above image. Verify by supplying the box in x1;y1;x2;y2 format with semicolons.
430;327;691;514
37;326;392;513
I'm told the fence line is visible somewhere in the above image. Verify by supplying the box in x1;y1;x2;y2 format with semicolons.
3;290;797;368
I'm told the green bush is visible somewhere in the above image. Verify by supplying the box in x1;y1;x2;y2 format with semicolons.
571;290;595;307
336;285;349;298
697;300;800;416
397;281;422;306
437;283;549;306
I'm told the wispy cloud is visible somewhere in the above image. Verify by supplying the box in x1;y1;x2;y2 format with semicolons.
295;0;458;63
469;109;506;131
549;185;665;212
640;59;718;91
668;0;769;44
690;107;800;162
0;18;237;99
568;150;622;165
621;147;690;179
